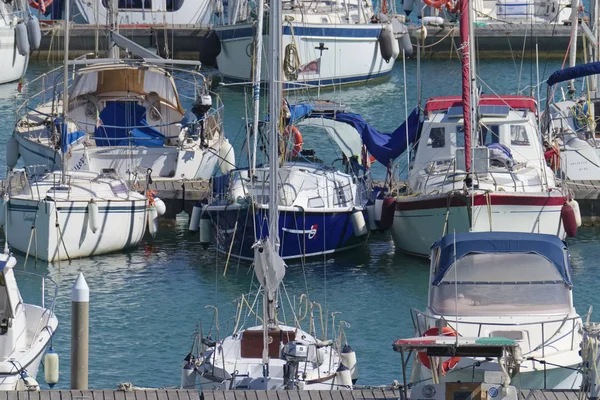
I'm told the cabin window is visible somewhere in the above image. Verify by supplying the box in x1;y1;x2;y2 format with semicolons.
510;125;530;145
455;125;465;147
481;125;500;145
115;0;152;8
166;0;185;11
428;127;445;148
430;252;571;316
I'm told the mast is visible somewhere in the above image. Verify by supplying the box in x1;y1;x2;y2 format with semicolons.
568;0;579;95
250;0;265;174
460;0;472;176
61;0;71;184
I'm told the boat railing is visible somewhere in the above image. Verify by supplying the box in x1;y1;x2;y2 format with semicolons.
410;307;590;358
14;269;59;346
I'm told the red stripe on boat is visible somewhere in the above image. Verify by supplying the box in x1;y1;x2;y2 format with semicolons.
395;193;567;211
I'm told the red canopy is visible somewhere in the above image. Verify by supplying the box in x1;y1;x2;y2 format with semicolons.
424;95;537;114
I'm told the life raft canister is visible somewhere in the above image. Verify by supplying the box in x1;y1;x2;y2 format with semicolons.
417;327;461;375
284;125;303;156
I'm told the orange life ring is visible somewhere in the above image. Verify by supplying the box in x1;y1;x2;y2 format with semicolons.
417;327;461;375
284;125;303;156
423;0;449;10
30;0;52;13
445;0;460;12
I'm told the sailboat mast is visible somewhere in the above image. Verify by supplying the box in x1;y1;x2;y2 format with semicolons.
250;0;265;173
568;0;579;94
61;0;71;184
460;0;472;175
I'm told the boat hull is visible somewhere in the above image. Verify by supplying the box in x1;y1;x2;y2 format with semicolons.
391;192;567;257
206;205;367;261
215;23;393;89
6;198;148;262
0;22;27;85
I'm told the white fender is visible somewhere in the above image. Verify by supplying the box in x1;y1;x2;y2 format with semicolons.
568;199;582;227
199;212;212;245
219;139;236;174
6;136;19;169
44;349;59;387
154;197;167;216
181;361;196;389
26;16;41;51
350;209;368;236
87;198;100;233
148;205;159;237
189;202;202;232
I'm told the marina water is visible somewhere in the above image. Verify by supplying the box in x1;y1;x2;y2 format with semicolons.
0;57;594;389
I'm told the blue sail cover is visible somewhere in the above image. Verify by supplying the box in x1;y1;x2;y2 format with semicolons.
547;62;600;86
288;102;313;125
323;107;421;164
431;232;571;286
95;102;165;147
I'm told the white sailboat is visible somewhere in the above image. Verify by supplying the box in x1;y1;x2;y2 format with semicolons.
181;0;356;389
388;0;573;257
0;252;58;389
0;0;37;85
5;1;152;262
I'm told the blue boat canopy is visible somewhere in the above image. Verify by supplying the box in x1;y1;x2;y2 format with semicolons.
547;62;600;86
431;232;571;286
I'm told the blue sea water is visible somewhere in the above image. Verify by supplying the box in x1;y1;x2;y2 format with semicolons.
0;56;596;390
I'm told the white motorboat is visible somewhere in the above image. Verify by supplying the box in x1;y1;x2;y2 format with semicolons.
11;59;234;182
388;0;573;257
410;232;585;390
181;0;356;389
4;169;150;262
71;0;215;26
0;252;58;389
393;334;522;399
213;0;405;89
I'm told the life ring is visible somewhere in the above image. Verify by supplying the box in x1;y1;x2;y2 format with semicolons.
445;0;460;13
423;0;448;10
417;327;461;375
30;0;52;14
284;125;303;156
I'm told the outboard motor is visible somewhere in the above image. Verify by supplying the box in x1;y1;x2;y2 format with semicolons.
182;94;213;148
282;341;309;389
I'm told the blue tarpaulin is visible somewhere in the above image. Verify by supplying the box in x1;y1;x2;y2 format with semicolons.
323;107;421;165
547;62;600;86
288;102;313;125
95;102;165;147
431;232;571;286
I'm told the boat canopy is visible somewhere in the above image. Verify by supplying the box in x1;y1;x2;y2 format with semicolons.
431;232;571;286
425;95;537;114
70;65;183;113
295;107;420;164
547;62;600;86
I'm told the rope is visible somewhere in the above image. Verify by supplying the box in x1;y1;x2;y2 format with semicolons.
414;27;456;49
283;23;301;81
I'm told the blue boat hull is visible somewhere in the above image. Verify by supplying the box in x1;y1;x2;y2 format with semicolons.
207;206;367;261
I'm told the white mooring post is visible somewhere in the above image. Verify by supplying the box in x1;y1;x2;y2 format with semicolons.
71;273;89;389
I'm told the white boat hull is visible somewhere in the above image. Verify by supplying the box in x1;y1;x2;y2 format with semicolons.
0;20;27;85
215;22;394;88
391;192;567;257
6;197;148;262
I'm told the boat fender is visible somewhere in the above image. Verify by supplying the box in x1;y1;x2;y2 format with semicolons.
6;135;19;169
390;25;400;60
341;344;358;383
148;205;159;237
219;139;236;174
180;360;196;389
44;348;59;388
26;16;42;51
335;363;353;389
413;25;428;41
377;197;396;231
154;197;167;217
199;30;221;67
15;21;30;56
403;0;414;15
422;16;444;25
400;34;413;57
561;202;577;237
417;327;460;374
199;211;212;246
365;202;377;231
378;24;395;63
568;199;582;227
189;202;202;232
87;198;100;234
350;209;368;237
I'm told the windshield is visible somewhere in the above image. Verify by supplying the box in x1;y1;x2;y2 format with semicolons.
430;253;571;316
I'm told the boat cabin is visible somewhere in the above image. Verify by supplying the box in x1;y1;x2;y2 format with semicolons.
410;95;544;186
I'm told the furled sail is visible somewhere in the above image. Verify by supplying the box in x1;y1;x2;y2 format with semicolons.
253;239;286;298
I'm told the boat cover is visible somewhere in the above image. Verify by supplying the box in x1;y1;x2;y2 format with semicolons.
431;232;571;286
547;62;600;86
57;119;86;154
94;102;165;147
